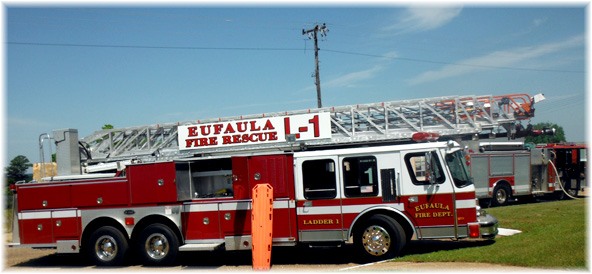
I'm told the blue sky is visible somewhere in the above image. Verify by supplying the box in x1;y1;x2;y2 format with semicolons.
4;4;587;165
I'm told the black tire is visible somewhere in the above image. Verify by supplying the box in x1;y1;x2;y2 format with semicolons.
556;186;578;200
492;184;512;206
561;179;579;199
567;188;579;198
136;223;179;266
478;198;492;208
87;226;129;266
354;215;406;262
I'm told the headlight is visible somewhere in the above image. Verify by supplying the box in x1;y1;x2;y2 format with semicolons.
475;198;485;217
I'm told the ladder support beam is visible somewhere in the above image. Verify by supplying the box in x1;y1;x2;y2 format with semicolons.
78;93;538;168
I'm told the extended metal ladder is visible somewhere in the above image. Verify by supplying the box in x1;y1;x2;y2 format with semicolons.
80;93;539;168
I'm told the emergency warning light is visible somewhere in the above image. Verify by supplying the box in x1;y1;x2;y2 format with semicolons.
412;132;440;143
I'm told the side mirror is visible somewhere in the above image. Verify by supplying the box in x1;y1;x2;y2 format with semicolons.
425;152;437;184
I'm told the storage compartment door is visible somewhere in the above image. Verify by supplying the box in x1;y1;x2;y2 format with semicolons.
128;162;178;204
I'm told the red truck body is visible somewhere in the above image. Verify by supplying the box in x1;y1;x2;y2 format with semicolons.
12;142;497;266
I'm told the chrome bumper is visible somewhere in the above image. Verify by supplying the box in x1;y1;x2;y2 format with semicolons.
478;213;498;239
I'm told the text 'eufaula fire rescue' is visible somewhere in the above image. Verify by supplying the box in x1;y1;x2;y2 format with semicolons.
178;113;332;150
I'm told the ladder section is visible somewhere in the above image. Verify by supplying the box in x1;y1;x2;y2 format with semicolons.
322;93;534;141
80;93;537;165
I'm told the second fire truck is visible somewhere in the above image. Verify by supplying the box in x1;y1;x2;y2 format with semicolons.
467;141;587;206
8;93;540;266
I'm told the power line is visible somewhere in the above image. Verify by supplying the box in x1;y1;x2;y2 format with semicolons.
6;41;303;51
7;41;584;74
323;49;585;74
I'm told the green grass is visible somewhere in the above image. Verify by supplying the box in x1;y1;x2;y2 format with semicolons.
399;199;587;269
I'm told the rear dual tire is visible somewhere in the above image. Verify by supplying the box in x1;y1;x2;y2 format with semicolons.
87;226;129;266
136;223;179;266
86;224;179;266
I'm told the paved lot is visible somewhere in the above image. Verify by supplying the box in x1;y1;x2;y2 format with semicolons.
7;190;586;271
4;239;540;271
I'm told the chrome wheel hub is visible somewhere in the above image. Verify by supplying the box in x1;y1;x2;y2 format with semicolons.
95;235;118;262
145;233;169;260
496;189;507;204
362;225;391;256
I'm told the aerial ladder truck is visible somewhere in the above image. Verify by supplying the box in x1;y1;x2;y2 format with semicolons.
9;93;541;266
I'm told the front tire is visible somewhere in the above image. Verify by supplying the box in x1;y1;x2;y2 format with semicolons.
492;184;512;206
136;224;179;265
87;226;129;266
354;215;406;262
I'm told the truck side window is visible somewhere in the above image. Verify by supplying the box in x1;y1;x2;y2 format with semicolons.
405;152;445;185
302;159;337;199
343;156;378;197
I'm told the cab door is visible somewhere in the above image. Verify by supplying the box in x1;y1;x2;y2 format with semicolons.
399;150;458;239
294;156;345;242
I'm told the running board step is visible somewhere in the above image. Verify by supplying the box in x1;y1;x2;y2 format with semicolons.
179;242;224;251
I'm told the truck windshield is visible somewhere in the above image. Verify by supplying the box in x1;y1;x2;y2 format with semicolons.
445;150;472;188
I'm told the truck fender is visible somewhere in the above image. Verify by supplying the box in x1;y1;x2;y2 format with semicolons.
491;180;513;195
347;206;416;242
81;206;183;243
130;214;184;245
81;217;128;249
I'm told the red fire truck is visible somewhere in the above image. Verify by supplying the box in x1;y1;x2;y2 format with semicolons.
10;94;539;266
466;141;587;206
539;143;587;197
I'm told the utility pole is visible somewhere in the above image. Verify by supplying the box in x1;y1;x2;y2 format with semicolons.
302;23;328;108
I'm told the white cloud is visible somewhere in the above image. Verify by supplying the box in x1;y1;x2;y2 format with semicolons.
533;17;547;27
298;51;397;92
323;65;385;89
542;93;581;101
383;6;463;34
408;35;585;85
